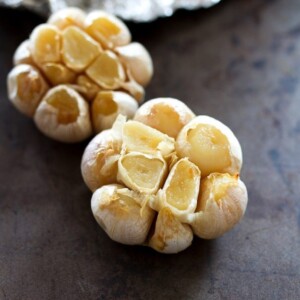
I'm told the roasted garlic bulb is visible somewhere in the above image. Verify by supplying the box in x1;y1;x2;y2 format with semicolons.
7;8;153;143
82;98;248;254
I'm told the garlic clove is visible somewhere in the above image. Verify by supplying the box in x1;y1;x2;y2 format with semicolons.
91;184;155;245
134;98;196;138
62;26;102;72
34;85;92;143
153;158;201;221
86;50;125;89
7;64;49;117
176;116;242;177
47;7;87;30
115;42;153;87
85;11;131;49
117;152;167;194
81;128;123;192
75;75;102;101
92;91;138;133
122;120;175;157
13;40;34;66
187;173;248;239
30;24;61;66
41;63;76;85
149;207;193;254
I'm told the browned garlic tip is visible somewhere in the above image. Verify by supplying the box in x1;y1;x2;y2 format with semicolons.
7;8;153;142
83;98;248;254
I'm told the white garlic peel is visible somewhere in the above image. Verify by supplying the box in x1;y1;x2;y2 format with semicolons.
116;42;153;87
7;64;49;117
7;7;153;143
91;184;155;245
34;85;92;143
85;98;247;254
149;207;193;254
187;173;248;239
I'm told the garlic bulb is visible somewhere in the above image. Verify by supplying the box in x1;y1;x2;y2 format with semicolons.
83;98;248;254
7;7;153;142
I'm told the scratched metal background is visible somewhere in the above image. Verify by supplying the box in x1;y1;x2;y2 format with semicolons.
0;0;300;299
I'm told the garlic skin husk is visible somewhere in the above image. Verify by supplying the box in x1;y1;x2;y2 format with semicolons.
151;158;201;222
115;42;153;87
81;128;123;192
7;64;49;117
187;173;248;239
117;152;168;194
176;115;243;177
48;7;87;30
149;207;193;254
92;91;138;134
13;40;34;66
34;85;92;143
134;98;195;138
85;11;131;49
91;184;155;245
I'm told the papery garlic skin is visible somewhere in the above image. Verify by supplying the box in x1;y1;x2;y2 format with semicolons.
81;129;123;192
176;116;242;177
34;85;92;143
7;64;49;117
149;207;193;254
187;173;248;239
116;43;153;87
92;184;155;245
13;40;34;66
134;98;195;138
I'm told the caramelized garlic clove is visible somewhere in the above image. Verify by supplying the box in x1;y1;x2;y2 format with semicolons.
91;184;155;245
41;63;76;85
7;64;49;117
115;42;153;87
122;121;175;156
134;98;195;138
13;40;34;66
92;91;138;133
176;116;242;177
62;26;101;72
149;207;193;254
118;152;167;194
34;85;92;143
48;7;87;30
85;11;131;48
30;24;61;66
153;158;200;220
86;50;125;89
187;173;248;239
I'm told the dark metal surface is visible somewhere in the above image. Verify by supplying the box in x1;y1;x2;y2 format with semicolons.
1;0;300;299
